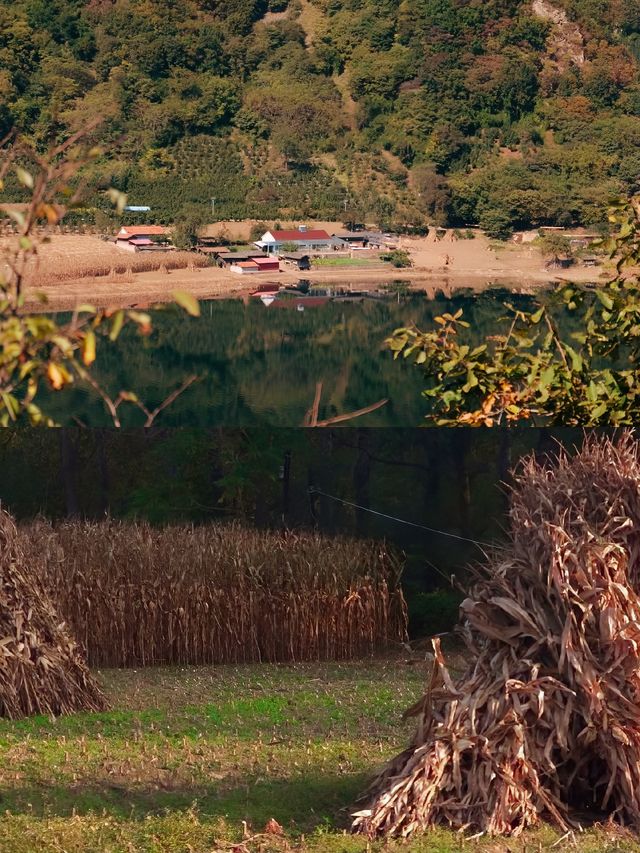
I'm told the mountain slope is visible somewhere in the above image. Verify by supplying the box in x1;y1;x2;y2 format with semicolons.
0;0;638;233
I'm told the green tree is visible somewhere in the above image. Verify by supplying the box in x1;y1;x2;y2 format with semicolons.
387;198;640;426
538;232;572;259
478;208;513;240
0;133;200;426
172;204;207;248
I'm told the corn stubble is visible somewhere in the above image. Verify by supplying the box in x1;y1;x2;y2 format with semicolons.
0;510;106;719
22;521;407;668
353;432;640;839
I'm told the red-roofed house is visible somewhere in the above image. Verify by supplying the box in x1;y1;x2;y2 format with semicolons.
252;256;280;272
255;225;335;255
115;225;172;252
229;256;280;274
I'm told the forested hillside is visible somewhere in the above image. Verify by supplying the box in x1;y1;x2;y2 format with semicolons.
1;0;639;232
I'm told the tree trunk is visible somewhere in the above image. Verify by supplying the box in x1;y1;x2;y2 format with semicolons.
59;429;80;517
353;429;371;535
451;432;471;538
96;429;110;515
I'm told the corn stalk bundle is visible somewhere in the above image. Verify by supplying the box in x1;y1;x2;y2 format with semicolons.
21;520;407;668
353;432;640;839
0;509;106;719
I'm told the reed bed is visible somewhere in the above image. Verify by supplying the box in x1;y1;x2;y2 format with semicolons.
20;520;407;668
353;432;640;839
23;251;208;288
0;509;106;719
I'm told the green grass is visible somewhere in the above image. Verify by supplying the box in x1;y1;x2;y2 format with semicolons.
0;657;638;852
312;257;381;267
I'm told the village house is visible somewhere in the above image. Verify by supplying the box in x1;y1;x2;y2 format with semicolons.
569;235;599;250
255;225;335;255
230;256;280;275
115;225;172;252
214;251;279;273
332;231;370;249
280;251;311;271
215;252;256;267
194;239;228;257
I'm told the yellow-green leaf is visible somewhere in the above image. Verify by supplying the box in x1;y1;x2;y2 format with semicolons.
15;166;34;189
82;330;96;366
109;309;125;341
171;290;200;318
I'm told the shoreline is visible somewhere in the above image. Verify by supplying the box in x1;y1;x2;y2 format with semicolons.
23;265;598;313
15;231;611;312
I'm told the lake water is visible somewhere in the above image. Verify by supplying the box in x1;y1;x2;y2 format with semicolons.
43;286;539;427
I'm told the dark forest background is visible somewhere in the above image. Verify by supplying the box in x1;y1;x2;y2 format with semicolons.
0;427;601;636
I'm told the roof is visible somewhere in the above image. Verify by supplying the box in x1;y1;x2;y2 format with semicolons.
269;229;331;242
129;238;153;246
361;231;390;241
253;257;279;265
117;225;167;237
218;253;263;262
234;261;260;268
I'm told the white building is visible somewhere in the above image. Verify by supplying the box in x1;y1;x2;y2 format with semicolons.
255;226;336;255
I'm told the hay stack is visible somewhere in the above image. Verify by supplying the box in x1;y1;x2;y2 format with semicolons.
353;432;640;838
0;509;106;719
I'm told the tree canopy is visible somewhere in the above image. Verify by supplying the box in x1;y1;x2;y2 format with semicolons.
0;0;638;230
388;197;640;425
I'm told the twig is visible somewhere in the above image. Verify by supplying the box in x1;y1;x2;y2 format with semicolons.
303;382;388;427
314;398;388;426
544;312;570;373
142;375;198;427
304;381;323;426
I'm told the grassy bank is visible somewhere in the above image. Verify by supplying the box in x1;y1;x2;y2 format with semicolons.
0;657;636;852
311;257;383;268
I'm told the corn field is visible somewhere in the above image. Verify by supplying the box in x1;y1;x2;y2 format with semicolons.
353;432;640;838
21;520;408;668
0;510;106;719
22;251;208;288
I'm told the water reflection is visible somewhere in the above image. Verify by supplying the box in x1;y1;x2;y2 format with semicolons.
42;286;541;427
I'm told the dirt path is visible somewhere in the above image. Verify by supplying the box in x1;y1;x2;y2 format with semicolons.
297;0;324;49
333;71;359;132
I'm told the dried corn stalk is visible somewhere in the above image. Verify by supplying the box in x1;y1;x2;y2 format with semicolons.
19;520;408;668
0;509;106;719
353;432;640;838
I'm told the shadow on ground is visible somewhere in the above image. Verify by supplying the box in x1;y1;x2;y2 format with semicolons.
0;770;369;833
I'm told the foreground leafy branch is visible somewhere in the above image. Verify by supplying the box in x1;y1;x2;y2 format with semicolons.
388;198;640;425
0;132;200;426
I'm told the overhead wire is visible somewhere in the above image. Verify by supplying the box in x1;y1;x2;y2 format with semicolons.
308;487;501;560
